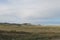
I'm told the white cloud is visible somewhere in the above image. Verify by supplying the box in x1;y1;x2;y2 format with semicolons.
0;0;60;24
16;0;60;19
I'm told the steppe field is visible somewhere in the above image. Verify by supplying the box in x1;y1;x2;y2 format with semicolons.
0;23;60;40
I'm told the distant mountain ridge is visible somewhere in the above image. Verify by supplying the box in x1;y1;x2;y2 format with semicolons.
0;23;34;26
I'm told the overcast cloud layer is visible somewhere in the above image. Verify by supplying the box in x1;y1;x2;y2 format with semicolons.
0;0;60;25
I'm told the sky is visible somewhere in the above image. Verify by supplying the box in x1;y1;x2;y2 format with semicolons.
0;0;60;25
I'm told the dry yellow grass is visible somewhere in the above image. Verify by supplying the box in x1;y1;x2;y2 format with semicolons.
0;24;60;40
0;25;60;33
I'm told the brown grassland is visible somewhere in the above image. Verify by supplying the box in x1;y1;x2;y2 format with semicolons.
0;23;60;40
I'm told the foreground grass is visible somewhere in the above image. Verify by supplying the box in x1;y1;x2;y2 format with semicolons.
0;30;60;40
0;24;60;40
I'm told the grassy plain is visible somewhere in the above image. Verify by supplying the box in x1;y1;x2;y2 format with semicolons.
0;24;60;40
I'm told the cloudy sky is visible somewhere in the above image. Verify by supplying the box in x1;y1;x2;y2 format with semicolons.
0;0;60;25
